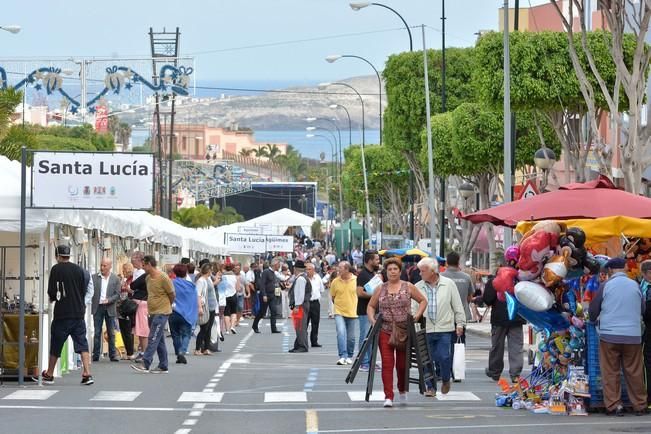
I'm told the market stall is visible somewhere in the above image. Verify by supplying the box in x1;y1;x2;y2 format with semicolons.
459;176;651;414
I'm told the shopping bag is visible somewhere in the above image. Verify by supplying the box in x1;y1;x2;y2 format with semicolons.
208;315;221;352
452;338;466;380
291;306;304;330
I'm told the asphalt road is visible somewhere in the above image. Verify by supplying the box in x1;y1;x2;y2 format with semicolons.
0;306;650;434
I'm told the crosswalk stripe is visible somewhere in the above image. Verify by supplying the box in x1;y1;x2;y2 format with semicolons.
435;391;481;401
90;391;141;402
178;392;224;403
3;390;58;400
346;391;385;402
264;392;307;403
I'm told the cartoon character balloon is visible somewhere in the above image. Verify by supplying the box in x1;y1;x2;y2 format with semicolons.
518;230;559;281
514;281;555;312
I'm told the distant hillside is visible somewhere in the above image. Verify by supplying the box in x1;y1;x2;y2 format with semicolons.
166;75;385;130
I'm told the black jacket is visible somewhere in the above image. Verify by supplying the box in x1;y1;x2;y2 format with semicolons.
482;276;525;327
130;273;148;301
261;267;277;298
48;262;87;320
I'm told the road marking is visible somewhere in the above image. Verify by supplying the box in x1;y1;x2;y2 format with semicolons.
3;390;58;400
189;410;202;417
264;392;307;403
178;392;224;403
435;391;480;401
192;403;206;409
90;391;142;402
206;383;216;388
202;389;213;393
305;409;319;434
175;429;192;434
346;391;385;402
183;419;197;426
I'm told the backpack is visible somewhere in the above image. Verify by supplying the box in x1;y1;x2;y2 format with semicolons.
288;273;312;309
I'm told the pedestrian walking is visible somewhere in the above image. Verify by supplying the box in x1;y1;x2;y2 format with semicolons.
252;260;282;334
356;250;381;371
413;257;465;396
130;252;149;360
367;258;427;408
91;258;121;362
589;257;647;416
440;251;473;382
289;260;311;353
36;245;94;385
195;263;217;355
221;263;239;334
118;262;135;360
482;264;525;383
169;264;199;364
131;255;175;374
330;261;358;365
306;262;324;348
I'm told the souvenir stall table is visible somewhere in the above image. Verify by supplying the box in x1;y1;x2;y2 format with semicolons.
459;176;651;415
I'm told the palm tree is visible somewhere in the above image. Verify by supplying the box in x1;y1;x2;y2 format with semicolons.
265;143;282;180
252;145;269;178
239;148;253;158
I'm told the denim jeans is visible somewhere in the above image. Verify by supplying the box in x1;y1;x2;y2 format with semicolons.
93;305;117;359
169;311;192;356
334;315;358;358
425;331;452;388
143;314;169;370
358;314;371;365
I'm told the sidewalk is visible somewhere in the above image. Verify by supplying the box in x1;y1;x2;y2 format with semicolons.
465;309;532;349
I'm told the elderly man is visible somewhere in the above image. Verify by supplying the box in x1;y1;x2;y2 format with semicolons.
413;257;465;396
92;258;121;362
590;257;647;416
306;262;324;348
289;260;311;353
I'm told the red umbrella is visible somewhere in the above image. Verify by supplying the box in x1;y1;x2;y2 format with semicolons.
459;176;651;227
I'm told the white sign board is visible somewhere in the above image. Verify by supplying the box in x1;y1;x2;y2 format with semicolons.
266;235;294;253
31;151;154;210
237;226;262;234
225;233;267;253
160;253;181;266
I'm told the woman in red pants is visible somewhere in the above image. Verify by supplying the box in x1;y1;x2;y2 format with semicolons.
367;257;427;408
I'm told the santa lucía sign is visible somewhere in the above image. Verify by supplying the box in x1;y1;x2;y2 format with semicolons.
31;151;154;210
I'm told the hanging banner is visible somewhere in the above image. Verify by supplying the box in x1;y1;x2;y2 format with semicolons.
224;234;294;254
31;151;154;210
266;235;294;253
225;233;267;254
94;104;109;133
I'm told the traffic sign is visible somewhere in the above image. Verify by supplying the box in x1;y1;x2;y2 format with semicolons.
518;180;539;200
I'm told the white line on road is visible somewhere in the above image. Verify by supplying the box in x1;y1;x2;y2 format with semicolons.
175;429;191;434
2;390;58;400
182;419;197;426
189;410;202;417
264;392;307;403
178;392;224;403
90;391;142;402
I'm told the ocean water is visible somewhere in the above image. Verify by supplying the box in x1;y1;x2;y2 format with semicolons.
131;129;381;160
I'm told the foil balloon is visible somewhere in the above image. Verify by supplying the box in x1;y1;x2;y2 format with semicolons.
518;230;558;281
506;292;517;321
565;227;586;248
514;281;555;312
493;267;519;295
583;253;601;275
504;245;520;267
515;301;571;333
541;252;570;288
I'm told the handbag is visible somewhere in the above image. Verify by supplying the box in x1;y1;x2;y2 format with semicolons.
453;337;466;380
389;321;408;351
118;298;138;317
198;279;210;326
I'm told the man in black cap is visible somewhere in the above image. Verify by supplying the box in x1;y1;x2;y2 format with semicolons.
288;260;311;353
36;245;94;385
590;257;647;416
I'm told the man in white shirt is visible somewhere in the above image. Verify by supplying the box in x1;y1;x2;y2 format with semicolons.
306;262;324;348
351;248;363;267
289;260;310;353
325;252;336;266
91;258;121;362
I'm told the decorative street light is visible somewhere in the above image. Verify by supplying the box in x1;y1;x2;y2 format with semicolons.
0;25;21;34
534;147;556;191
325;54;382;145
349;3;413;51
319;82;372;240
458;182;475;200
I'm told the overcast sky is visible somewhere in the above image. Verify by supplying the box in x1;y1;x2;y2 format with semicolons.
1;0;550;83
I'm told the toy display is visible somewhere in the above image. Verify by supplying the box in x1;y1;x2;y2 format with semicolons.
493;220;614;416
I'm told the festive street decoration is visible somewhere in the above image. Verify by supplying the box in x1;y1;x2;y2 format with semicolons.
0;64;193;113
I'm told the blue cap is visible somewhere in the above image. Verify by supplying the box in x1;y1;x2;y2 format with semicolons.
605;257;626;270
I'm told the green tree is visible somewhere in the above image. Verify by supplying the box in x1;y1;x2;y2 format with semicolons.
474;30;639;184
311;220;323;240
212;204;244;226
276;145;308;181
172;205;215;228
239;148;253;157
0;88;24;160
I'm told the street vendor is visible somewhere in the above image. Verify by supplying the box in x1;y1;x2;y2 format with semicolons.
589;257;647;416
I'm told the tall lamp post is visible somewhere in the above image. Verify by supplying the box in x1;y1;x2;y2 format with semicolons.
319;82;372;241
325;54;382;145
349;1;415;244
534;148;556;192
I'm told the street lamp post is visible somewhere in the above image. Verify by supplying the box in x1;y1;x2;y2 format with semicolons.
320;82;372;241
534;148;556;191
325;54;382;145
349;1;416;244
